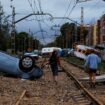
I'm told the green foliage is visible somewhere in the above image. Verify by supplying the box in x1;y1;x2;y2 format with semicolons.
15;32;42;52
0;7;11;51
66;56;105;73
60;22;76;48
17;32;29;39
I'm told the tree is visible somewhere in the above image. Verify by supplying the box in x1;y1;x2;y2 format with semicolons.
60;22;76;48
16;32;42;53
0;6;11;51
16;32;29;52
55;35;63;48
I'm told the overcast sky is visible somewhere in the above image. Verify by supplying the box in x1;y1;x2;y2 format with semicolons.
1;0;105;44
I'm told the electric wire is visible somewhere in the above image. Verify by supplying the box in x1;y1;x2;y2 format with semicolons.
59;0;72;23
36;0;59;43
27;0;47;44
67;0;77;17
32;0;57;44
57;0;73;26
33;0;47;44
33;0;39;12
58;0;78;27
37;0;42;12
77;0;101;24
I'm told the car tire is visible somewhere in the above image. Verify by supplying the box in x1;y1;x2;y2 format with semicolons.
19;56;35;72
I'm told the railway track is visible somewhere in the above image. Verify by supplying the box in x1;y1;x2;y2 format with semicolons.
14;59;104;105
81;80;105;104
62;59;105;105
17;61;104;105
0;58;105;105
62;66;103;105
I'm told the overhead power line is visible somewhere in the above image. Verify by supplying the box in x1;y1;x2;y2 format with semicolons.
76;0;93;3
68;1;77;17
27;0;47;45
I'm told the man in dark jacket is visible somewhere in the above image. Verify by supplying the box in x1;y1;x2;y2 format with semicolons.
49;50;61;82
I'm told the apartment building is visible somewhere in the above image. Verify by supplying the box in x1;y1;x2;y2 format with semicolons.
100;14;105;47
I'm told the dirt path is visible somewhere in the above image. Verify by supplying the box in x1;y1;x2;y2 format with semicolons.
0;59;88;105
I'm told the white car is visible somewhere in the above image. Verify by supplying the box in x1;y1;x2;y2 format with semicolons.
41;47;62;57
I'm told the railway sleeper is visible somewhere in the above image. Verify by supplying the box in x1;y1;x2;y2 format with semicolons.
71;96;91;105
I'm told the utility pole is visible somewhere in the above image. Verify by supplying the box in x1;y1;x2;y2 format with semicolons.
77;0;93;3
10;0;16;54
80;7;84;44
0;2;3;49
0;2;3;32
31;32;34;51
75;21;78;42
0;2;1;31
11;6;16;54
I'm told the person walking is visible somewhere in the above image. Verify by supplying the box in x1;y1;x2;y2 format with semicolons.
49;50;61;82
84;49;101;88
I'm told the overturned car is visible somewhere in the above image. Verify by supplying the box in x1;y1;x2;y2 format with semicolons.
0;51;43;79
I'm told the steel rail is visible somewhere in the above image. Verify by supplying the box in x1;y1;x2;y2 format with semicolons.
61;66;103;105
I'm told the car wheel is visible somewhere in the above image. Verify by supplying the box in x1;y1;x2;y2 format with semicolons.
19;56;35;72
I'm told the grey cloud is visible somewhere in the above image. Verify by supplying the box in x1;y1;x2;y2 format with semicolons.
1;0;105;44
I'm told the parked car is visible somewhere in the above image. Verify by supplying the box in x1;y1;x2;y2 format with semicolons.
41;47;62;57
60;48;70;57
67;48;75;56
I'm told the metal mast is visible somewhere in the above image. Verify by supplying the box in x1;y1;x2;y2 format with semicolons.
80;7;84;44
0;2;3;32
11;0;16;54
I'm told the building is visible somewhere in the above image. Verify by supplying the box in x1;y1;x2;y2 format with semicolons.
100;14;105;47
93;24;97;46
85;25;93;46
96;20;101;45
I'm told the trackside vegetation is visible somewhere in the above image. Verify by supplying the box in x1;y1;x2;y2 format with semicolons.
65;56;105;74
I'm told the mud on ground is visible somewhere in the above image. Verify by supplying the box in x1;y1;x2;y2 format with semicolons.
0;60;87;105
